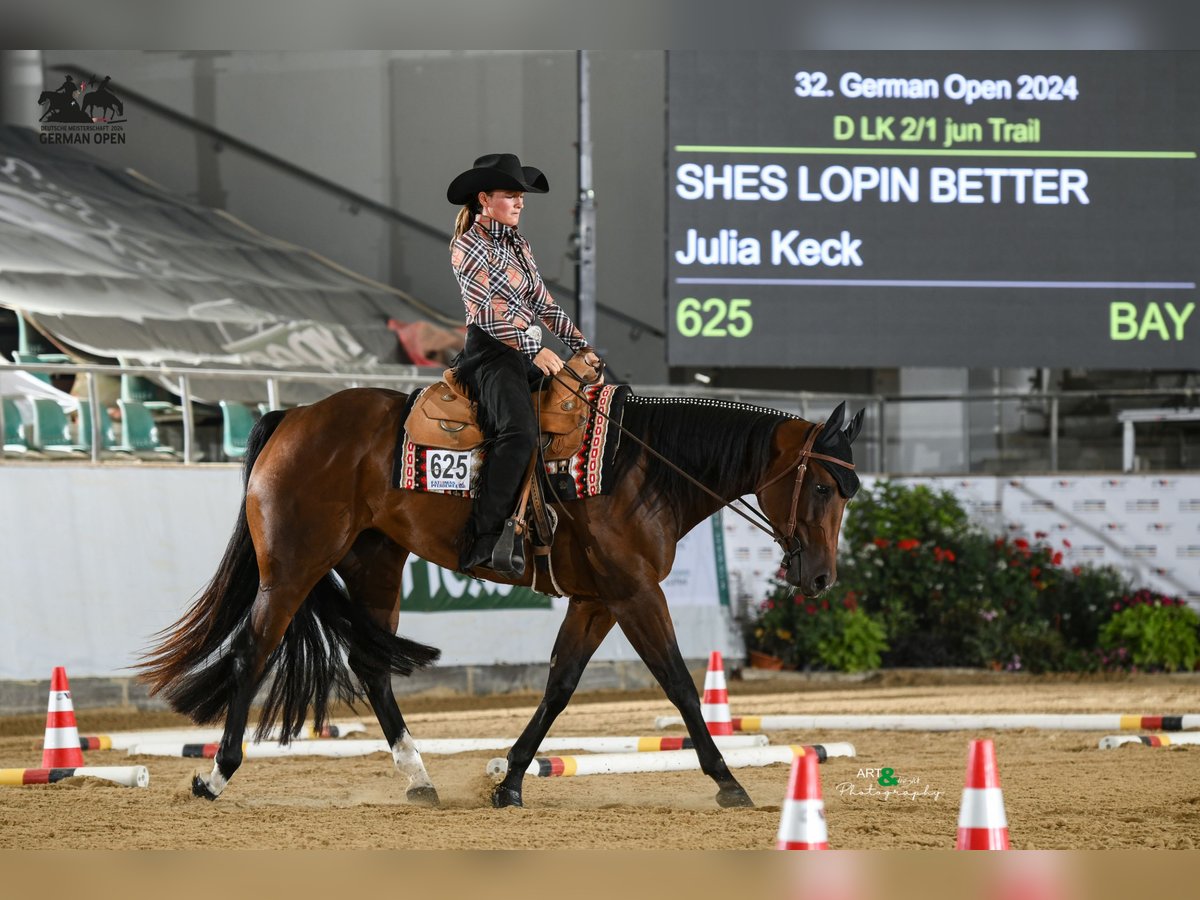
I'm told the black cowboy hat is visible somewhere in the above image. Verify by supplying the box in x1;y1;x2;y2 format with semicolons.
446;153;549;205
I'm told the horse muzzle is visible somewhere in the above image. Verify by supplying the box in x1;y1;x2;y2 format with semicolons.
781;541;835;598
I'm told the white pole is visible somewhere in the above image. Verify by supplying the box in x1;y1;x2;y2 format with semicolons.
129;733;770;758
655;713;1200;732
487;743;856;778
129;740;392;759
85;722;366;750
0;766;149;788
1099;732;1200;750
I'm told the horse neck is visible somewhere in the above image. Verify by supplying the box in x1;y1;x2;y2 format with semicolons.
667;459;762;540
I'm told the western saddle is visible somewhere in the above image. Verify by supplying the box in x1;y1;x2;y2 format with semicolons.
405;352;604;580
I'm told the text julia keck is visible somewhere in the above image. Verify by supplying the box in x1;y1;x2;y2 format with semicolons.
675;228;863;267
39;129;126;145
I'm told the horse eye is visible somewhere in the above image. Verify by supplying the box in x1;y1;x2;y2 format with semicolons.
815;484;831;496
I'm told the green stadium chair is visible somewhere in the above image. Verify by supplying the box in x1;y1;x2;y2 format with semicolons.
12;351;50;383
219;400;259;460
3;398;29;454
77;399;118;452
28;398;85;455
116;399;179;457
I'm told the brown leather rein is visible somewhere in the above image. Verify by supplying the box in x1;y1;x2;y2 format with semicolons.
547;366;856;560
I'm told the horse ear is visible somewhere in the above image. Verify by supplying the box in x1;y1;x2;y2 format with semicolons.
823;401;846;434
844;408;866;444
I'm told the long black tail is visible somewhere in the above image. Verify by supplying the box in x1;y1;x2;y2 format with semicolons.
138;409;439;739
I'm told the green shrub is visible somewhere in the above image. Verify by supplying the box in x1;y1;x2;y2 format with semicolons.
746;582;888;672
743;480;1186;674
1099;593;1200;672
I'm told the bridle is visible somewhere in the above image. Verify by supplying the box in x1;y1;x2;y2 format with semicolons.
753;422;857;568
548;367;856;568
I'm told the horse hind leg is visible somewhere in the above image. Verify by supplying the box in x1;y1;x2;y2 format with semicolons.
335;531;438;806
609;586;753;809
493;597;615;808
192;580;312;800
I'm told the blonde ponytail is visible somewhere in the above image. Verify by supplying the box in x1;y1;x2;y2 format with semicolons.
451;201;480;245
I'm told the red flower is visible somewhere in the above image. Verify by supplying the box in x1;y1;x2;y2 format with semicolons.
1071;566;1082;576
944;549;956;563
821;599;829;611
1051;552;1064;566
1034;530;1048;539
897;538;920;551
1030;566;1041;580
1062;538;1072;548
766;600;775;610
1014;538;1030;550
805;604;817;615
872;538;890;548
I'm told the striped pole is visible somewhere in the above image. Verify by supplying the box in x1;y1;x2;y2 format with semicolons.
129;740;394;759
129;734;771;759
701;651;733;736
486;743;856;778
655;713;1200;732
776;751;829;850
956;739;1010;850
42;667;85;768
78;722;366;752
1099;732;1200;749
0;766;149;788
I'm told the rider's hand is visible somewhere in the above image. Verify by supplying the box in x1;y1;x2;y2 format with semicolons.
533;348;564;376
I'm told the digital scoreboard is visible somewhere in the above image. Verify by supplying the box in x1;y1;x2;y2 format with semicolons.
666;52;1200;368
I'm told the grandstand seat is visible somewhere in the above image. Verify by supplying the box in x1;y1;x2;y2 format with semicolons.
3;398;28;454
77;399;118;452
116;399;179;457
120;371;177;413
219;400;259;460
28;398;86;455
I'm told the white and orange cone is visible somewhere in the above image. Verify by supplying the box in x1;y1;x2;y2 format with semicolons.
700;651;733;736
42;667;85;768
956;738;1010;849
776;750;828;849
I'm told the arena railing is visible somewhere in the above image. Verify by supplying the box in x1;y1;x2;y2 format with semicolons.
2;360;1197;474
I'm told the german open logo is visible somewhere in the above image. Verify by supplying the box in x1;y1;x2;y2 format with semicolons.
37;73;126;145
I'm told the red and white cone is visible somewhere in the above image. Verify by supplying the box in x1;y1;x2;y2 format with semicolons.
42;667;85;768
700;651;733;736
776;750;829;850
956;738;1010;849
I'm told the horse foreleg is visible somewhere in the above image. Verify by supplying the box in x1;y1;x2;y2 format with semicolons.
612;589;754;809
336;533;438;806
493;597;615;808
192;584;307;800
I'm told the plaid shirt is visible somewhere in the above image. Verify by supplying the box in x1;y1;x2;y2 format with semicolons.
451;217;587;358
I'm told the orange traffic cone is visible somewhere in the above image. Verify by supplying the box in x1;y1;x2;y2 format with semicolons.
701;651;733;736
956;738;1010;849
42;667;85;768
776;750;828;849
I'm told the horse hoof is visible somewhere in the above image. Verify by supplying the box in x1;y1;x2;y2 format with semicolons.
407;785;441;807
491;785;524;808
716;786;754;808
191;775;219;801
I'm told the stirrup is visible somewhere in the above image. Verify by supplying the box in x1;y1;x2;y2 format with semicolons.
491;517;526;577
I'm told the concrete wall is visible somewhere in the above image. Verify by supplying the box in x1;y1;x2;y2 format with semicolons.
0;462;737;711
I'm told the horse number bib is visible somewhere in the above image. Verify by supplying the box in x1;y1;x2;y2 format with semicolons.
425;449;475;491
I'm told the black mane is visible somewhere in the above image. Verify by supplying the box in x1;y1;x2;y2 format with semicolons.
611;395;790;523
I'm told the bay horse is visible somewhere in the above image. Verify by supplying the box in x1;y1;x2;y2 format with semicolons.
139;385;863;809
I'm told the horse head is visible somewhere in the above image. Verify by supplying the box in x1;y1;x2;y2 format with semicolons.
755;401;864;597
